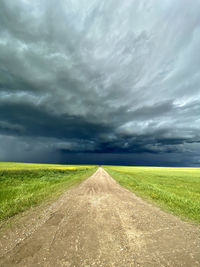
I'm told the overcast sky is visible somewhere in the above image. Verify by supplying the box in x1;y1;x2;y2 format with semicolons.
0;0;200;166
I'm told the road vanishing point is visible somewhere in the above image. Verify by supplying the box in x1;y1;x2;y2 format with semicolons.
0;168;200;266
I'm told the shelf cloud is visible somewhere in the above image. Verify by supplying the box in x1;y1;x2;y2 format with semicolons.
0;0;200;166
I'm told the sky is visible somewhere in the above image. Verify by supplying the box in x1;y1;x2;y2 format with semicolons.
0;0;200;166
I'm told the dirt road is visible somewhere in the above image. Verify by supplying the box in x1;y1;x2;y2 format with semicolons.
0;168;200;266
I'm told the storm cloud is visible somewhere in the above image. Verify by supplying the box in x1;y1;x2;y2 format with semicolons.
0;0;200;166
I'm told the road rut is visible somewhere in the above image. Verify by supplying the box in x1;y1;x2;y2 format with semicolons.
0;168;200;266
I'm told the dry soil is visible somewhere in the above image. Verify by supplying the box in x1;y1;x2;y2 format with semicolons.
0;167;200;266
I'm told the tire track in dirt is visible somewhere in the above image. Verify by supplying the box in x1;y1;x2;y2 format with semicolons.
0;167;200;266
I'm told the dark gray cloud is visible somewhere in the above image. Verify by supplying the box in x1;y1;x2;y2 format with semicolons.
0;0;200;166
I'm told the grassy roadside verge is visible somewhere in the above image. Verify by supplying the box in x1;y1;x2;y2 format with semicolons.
104;166;200;224
0;163;97;222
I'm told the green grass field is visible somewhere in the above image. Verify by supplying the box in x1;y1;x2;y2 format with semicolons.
0;162;97;222
1;163;200;225
104;166;200;224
